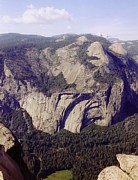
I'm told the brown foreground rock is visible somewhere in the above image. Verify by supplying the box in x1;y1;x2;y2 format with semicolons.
0;123;24;180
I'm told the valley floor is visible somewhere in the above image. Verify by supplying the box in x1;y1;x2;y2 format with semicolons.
44;170;73;180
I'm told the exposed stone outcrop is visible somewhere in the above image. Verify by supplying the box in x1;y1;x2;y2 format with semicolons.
116;154;138;180
76;36;89;45
87;42;109;66
64;99;90;132
105;79;125;125
20;84;127;133
97;154;138;180
19;91;103;133
109;43;127;55
4;62;13;78
19;91;59;133
55;44;93;91
98;166;132;180
95;79;126;126
0;123;15;151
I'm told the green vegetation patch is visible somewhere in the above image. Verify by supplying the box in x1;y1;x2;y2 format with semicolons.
44;170;73;180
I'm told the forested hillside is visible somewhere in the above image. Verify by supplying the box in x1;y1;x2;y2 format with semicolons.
2;110;138;180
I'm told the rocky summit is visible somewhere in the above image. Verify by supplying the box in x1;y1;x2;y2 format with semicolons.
0;33;138;134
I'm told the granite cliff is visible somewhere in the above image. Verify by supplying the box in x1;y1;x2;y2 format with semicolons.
0;33;138;134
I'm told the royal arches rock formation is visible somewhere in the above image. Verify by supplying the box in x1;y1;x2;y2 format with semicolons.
0;33;138;134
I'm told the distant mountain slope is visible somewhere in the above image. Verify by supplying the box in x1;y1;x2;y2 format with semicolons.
107;38;138;62
0;33;138;180
0;33;138;134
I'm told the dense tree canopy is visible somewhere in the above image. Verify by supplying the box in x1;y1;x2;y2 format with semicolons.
2;110;138;180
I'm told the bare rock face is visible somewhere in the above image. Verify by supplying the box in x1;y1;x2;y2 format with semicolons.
98;154;138;180
105;79;125;125
55;44;94;91
19;82;125;133
87;42;109;66
95;79;125;126
76;36;89;45
4;62;13;78
117;154;138;180
19;91;59;134
19;91;105;133
97;166;132;180
109;43;127;55
0;123;15;151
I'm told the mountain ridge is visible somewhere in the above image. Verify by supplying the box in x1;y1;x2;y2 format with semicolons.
0;34;138;179
0;33;138;134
